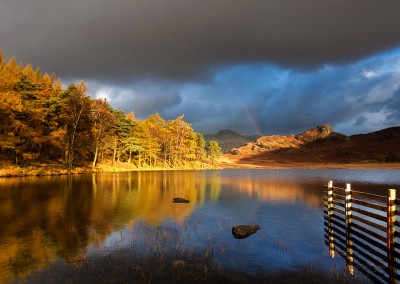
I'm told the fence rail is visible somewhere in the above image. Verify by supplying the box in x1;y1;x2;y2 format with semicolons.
324;181;399;284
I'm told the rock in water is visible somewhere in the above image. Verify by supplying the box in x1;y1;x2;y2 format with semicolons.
171;260;187;269
173;197;190;203
232;225;261;239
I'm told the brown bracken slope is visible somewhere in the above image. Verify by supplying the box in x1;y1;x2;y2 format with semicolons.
219;125;400;168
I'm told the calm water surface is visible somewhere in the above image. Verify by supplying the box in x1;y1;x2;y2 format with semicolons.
0;169;399;283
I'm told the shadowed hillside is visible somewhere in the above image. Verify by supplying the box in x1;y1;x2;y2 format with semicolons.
221;125;400;167
204;129;261;153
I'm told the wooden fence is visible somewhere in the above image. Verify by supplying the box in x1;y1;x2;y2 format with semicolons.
323;181;399;283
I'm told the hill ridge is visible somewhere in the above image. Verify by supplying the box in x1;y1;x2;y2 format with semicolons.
223;125;400;166
204;129;261;153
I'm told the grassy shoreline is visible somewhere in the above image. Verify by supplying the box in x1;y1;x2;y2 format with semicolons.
1;160;399;178
0;161;221;178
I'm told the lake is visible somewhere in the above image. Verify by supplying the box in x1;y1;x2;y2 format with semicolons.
1;169;399;283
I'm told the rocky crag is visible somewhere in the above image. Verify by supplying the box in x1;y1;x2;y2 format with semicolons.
224;125;400;165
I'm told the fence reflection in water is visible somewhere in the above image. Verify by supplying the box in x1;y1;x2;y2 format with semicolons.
323;181;399;283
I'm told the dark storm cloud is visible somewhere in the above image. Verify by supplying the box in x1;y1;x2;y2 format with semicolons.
2;0;400;136
251;61;400;135
1;0;400;82
385;88;400;124
354;115;367;127
158;51;400;135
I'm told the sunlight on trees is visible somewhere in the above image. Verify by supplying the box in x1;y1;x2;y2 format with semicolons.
0;50;216;170
208;141;222;164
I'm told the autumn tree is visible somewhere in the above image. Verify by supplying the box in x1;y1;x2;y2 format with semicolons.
208;140;221;164
12;73;44;161
0;50;215;170
0;53;20;161
121;136;142;164
166;115;194;167
182;131;198;165
0;49;4;66
195;133;206;161
143;113;165;166
0;51;67;164
0;55;15;162
61;82;92;169
133;117;162;167
111;110;136;165
90;99;116;168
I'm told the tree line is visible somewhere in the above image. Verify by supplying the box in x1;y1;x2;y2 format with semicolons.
0;50;221;169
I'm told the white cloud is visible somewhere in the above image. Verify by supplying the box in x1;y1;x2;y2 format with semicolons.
362;69;376;79
94;88;112;101
365;81;400;104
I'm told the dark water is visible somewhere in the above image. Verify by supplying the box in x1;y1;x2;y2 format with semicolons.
0;169;399;283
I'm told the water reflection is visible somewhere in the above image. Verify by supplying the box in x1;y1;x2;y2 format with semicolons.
0;169;397;283
221;177;323;208
0;171;220;282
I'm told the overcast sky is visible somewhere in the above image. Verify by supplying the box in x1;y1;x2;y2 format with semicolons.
1;0;400;135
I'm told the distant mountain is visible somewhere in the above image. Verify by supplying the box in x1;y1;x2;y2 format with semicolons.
204;129;261;153
223;125;400;166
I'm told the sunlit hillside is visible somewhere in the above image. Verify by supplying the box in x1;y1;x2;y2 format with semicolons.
222;125;400;167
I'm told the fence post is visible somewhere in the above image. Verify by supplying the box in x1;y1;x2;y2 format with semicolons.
327;181;335;257
387;189;397;284
345;183;354;275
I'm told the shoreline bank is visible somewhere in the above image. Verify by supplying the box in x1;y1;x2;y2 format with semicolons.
1;161;399;178
0;163;221;178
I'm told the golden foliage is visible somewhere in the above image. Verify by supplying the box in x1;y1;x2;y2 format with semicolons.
0;50;210;169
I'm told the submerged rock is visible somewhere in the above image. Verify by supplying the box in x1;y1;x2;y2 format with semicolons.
232;225;261;239
173;197;190;203
171;260;187;269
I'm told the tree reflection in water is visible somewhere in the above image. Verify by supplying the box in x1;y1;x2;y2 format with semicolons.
0;169;383;283
0;171;220;283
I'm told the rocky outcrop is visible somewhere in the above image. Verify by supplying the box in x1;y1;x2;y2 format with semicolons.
221;125;400;165
230;148;242;155
227;125;337;155
232;225;261;239
295;124;334;142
